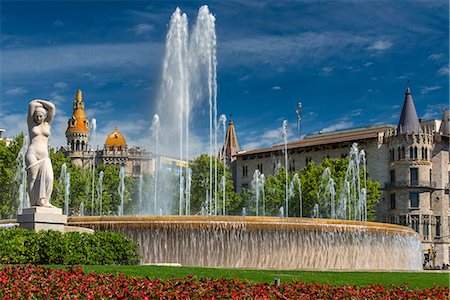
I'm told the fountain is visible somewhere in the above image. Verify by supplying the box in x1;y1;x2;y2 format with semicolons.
89;118;97;215
281;120;289;217
63;6;422;271
59;163;70;216
289;173;302;217
97;171;104;216
15;134;30;215
118;166;125;216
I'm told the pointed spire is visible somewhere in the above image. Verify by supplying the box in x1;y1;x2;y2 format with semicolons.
398;86;420;133
76;89;83;103
222;116;239;162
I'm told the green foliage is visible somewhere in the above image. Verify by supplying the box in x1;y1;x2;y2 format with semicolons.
258;158;380;220
0;134;25;219
0;228;139;265
189;154;242;215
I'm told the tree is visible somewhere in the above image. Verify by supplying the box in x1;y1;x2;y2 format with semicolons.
188;154;242;215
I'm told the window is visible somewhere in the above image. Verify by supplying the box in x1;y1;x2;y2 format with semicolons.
410;147;414;159
411;215;419;232
390;194;396;209
414;147;418;159
410;168;418;185
242;165;249;177
436;216;441;237
397;147;401;160
410;192;419;208
390;149;395;161
399;215;407;226
390;170;395;183
423;215;429;239
401;146;405;159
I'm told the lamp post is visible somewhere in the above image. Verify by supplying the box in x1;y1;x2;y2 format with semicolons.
296;101;302;140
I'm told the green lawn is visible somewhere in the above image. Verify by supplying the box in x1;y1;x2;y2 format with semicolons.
80;265;450;289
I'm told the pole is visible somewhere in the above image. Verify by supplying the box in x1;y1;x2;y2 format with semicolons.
296;101;302;140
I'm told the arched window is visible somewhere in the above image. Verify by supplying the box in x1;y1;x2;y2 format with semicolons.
76;140;80;151
409;146;414;159
71;140;75;151
81;141;85;151
401;146;405;159
397;147;401;160
414;147;418;159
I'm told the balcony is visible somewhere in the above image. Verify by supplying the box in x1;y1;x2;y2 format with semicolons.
385;180;437;190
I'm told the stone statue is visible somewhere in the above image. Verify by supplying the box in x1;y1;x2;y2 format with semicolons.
26;100;56;208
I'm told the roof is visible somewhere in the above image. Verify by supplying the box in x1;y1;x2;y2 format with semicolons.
238;124;394;157
398;87;420;133
105;128;127;149
66;89;89;134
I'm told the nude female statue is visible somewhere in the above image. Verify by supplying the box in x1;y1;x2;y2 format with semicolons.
26;100;56;208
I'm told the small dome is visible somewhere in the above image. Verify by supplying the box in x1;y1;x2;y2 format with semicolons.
105;128;127;150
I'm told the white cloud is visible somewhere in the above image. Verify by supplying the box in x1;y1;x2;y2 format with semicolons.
1;42;160;76
54;82;68;89
130;23;155;35
428;53;443;61
321;120;354;133
420;85;441;94
351;109;363;116
368;40;392;51
272;86;282;90
53;20;63;27
438;64;449;76
321;66;333;75
5;87;28;96
421;103;447;120
363;61;373;67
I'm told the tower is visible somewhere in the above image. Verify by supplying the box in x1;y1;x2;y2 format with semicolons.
65;89;90;166
222;117;240;163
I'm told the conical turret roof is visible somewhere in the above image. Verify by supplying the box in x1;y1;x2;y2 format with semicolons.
398;87;420;133
222;117;240;162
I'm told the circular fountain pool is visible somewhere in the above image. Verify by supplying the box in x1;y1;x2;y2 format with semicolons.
68;216;421;270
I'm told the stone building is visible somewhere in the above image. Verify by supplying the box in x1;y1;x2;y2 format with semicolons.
233;87;450;267
64;89;182;177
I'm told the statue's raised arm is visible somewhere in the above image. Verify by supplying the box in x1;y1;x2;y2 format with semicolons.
28;100;55;125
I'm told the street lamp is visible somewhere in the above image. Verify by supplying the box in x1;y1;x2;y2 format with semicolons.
296;101;302;140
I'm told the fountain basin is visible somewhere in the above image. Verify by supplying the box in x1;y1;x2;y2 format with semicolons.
68;216;421;270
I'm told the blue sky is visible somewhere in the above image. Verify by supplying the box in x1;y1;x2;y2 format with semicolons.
0;0;448;154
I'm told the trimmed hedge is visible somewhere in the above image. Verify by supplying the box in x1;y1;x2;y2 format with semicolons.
0;228;140;265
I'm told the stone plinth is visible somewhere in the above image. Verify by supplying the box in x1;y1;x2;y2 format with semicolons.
18;207;67;232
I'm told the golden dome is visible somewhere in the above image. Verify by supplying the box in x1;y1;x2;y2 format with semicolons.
66;89;89;134
105;127;127;150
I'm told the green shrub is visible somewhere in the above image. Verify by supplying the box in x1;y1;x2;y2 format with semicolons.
0;228;140;265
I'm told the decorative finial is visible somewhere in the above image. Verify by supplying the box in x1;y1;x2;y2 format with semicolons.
406;80;411;94
76;89;83;102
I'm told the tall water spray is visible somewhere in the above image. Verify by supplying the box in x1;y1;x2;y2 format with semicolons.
138;174;143;214
219;114;227;214
118;166;125;216
318;167;336;219
151;114;160;214
281;120;289;217
155;6;217;215
89;118;97;215
97;171;104;216
15;134;30;214
289;173;302;217
185;168;192;215
59;163;70;215
251;169;265;216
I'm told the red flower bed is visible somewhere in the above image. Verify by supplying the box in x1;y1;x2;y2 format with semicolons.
0;265;448;299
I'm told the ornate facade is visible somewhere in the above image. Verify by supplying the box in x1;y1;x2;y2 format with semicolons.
233;87;450;267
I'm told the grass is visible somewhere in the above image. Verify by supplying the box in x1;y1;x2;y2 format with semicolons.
79;265;450;289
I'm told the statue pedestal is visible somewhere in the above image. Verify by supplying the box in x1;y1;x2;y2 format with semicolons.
17;207;67;232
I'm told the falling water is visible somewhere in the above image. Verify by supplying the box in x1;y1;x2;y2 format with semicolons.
219;114;227;214
185;168;192;215
155;6;217;215
151;114;160;214
138;174;143;215
289;173;302;217
59;164;70;215
15;134;29;214
89;118;97;215
281;120;289;217
79;202;84;216
64;173;70;216
118;166;125;216
251;169;261;216
97;171;104;216
319;167;336;219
